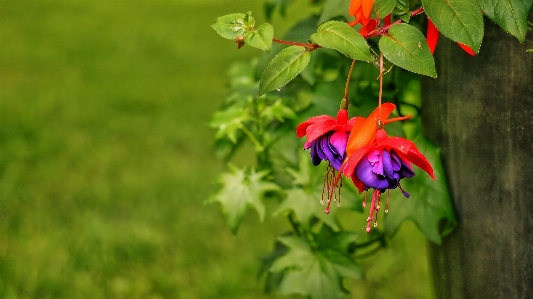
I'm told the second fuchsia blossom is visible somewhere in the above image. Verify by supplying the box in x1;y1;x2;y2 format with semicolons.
296;103;435;232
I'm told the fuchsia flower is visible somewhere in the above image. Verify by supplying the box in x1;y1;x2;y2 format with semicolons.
341;107;435;232
297;103;435;232
296;108;359;212
296;109;356;170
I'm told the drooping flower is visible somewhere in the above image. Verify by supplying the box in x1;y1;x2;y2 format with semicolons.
307;103;411;213
296;108;357;212
343;129;435;232
296;109;356;170
426;19;475;56
345;102;411;156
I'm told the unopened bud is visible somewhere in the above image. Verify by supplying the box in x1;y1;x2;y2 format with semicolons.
234;36;245;49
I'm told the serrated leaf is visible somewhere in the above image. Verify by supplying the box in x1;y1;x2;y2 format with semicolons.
244;23;274;53
209;106;250;143
275;188;340;231
211;13;247;40
422;0;484;52
209;166;281;234
277;152;340;230
478;0;533;42
379;23;437;77
374;0;397;18
310;21;372;61
260;99;296;122
384;136;457;244
258;46;311;96
258;239;289;293
318;0;352;24
270;234;362;299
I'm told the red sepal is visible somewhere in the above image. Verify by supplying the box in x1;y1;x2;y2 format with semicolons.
426;19;439;54
458;43;475;56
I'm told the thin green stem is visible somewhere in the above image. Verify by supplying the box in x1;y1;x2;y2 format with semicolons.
287;214;301;237
378;52;384;125
343;59;357;106
241;126;264;152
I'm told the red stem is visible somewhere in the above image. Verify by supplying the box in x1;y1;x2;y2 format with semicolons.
272;38;316;48
365;7;425;38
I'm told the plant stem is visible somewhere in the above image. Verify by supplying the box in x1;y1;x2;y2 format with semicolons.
343;59;357;106
287;214;301;236
378;53;384;125
272;38;320;51
241;126;264;152
365;7;425;38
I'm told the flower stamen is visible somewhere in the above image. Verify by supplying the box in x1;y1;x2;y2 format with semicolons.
398;183;410;198
324;165;343;214
385;189;390;213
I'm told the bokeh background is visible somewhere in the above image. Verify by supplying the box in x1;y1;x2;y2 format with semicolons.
0;0;432;298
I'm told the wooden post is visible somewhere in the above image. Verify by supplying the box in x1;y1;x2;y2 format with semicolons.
422;16;533;298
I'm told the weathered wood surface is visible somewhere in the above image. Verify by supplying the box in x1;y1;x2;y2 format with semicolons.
422;16;533;299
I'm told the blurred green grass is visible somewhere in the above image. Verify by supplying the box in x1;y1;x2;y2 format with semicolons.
0;1;432;298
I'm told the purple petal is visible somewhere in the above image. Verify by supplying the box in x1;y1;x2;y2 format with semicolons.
330;155;343;171
368;150;380;163
390;149;415;179
310;141;322;166
388;150;402;171
321;136;337;164
315;139;327;161
368;150;384;176
355;158;391;190
329;131;347;156
382;150;395;178
400;160;415;178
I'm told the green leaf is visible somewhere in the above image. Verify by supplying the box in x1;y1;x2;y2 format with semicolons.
395;0;412;22
310;21;372;61
478;0;533;42
244;23;274;53
209;165;281;234
255;15;319;78
258;46;311;97
258;239;289;293
394;0;410;14
260;99;296;122
209;106;250;143
211;13;248;40
243;11;255;28
300;51;318;85
275;188;340;231
422;0;484;52
384;136;457;244
270;234;362;299
275;152;340;230
379;23;437;77
264;0;296;21
374;0;397;18
318;0;352;24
